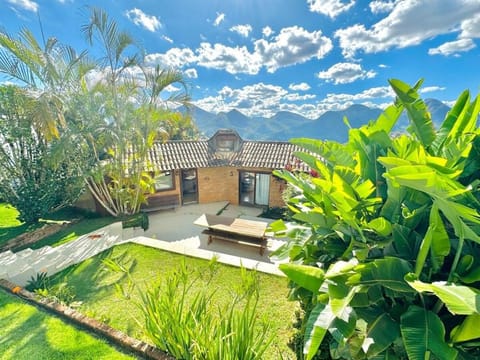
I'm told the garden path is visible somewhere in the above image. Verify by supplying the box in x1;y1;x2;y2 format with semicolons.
0;202;286;286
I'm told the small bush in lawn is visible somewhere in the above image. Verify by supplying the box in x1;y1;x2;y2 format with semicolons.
26;272;49;292
27;273;78;307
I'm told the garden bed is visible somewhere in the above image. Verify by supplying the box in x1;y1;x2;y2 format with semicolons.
48;243;297;359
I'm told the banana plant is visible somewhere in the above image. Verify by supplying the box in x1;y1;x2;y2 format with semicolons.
272;79;480;359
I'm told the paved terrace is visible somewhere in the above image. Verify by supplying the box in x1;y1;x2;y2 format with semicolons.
1;202;287;286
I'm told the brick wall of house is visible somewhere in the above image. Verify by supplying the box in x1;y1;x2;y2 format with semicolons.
197;167;239;204
269;175;287;208
196;166;287;208
78;167;287;214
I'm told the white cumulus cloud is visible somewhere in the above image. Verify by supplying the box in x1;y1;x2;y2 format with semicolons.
428;38;476;56
323;86;394;104
284;93;316;101
164;84;181;92
196;43;261;75
7;0;38;12
194;83;399;119
460;13;480;38
230;24;253;38
145;48;197;69
262;26;274;37
195;83;290;117
369;0;398;14
307;0;355;18
317;62;376;84
254;26;333;73
335;0;480;58
125;8;161;32
184;68;198;79
213;12;225;26
162;35;173;44
145;26;332;75
289;82;311;91
420;86;446;93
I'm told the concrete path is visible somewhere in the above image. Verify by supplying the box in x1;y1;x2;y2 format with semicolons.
0;222;128;286
0;202;288;286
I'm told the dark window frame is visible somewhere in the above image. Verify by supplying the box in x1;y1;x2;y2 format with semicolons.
153;170;175;192
238;170;271;206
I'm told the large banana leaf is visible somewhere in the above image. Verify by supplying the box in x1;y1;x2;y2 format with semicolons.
290;138;354;167
303;302;355;360
362;313;400;357
400;305;458;360
389;79;436;148
446;94;480;146
303;303;333;360
279;263;324;293
432;89;470;153
406;277;480;315
347;257;413;293
450;314;480;343
365;103;403;135
414;204;450;275
383;224;417;261
435;197;480;244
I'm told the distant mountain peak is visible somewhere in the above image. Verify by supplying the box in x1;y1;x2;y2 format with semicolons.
189;99;451;142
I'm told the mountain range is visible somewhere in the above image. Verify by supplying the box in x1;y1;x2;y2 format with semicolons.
185;99;451;143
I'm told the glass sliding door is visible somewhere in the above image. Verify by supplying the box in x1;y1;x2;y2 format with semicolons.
255;173;270;205
240;172;255;205
239;171;270;206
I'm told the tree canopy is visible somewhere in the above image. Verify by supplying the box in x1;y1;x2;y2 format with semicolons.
0;7;196;222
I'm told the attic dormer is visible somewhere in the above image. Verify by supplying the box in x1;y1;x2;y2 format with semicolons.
208;129;243;154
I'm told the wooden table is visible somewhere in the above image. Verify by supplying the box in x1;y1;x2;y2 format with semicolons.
194;214;268;255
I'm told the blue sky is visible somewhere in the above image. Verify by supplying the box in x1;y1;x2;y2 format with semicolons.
1;0;480;119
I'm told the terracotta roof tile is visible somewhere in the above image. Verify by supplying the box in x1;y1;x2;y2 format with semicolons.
149;139;309;172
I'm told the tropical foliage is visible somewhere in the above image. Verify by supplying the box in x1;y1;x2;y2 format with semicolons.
272;79;480;359
74;8;193;216
0;25;92;222
0;7;196;221
102;253;273;359
0;85;86;222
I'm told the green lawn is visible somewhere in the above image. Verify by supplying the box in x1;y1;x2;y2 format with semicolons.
0;289;136;360
50;243;297;359
0;203;39;246
28;216;117;250
0;203;116;249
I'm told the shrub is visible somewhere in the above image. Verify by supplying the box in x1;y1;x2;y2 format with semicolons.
26;272;49;292
138;259;273;359
27;272;78;307
121;212;149;231
271;79;480;359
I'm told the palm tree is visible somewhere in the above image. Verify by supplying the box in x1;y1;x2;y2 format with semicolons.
0;25;93;222
79;7;195;216
0;27;92;140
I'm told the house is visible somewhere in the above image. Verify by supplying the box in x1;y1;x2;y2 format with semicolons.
141;129;307;211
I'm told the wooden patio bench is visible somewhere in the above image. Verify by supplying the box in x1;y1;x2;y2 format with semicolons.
194;214;268;255
201;229;267;255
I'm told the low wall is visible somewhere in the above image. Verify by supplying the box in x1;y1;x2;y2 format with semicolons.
0;221;76;253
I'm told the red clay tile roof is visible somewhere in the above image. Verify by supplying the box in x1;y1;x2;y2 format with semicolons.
148;139;308;172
